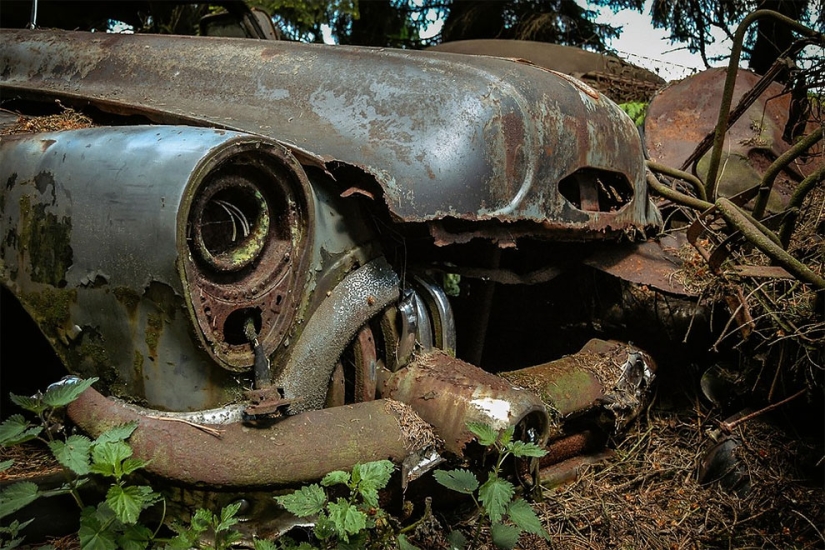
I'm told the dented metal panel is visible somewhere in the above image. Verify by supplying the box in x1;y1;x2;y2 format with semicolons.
0;30;660;236
0;126;314;410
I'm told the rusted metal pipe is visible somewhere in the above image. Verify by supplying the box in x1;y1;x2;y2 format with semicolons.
378;350;550;456
540;430;606;467
67;387;434;488
501;339;656;434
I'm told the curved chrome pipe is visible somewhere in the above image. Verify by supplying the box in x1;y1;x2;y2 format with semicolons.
275;257;401;413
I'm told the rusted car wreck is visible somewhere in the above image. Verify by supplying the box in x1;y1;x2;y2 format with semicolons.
0;17;663;527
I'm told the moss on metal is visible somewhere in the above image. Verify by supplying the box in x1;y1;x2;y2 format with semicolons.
113;286;141;314
145;311;164;358
18;194;73;286
22;287;76;336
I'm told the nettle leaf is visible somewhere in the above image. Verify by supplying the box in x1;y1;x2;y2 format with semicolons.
222;530;244;547
433;469;479;495
43;377;98;409
217;501;243;532
321;470;350;487
9;393;45;415
355;460;394;491
116;523;152;550
95;423;138;446
507;499;548;539
447;529;467;550
120;458;148;477
0;481;39;519
252;539;278;550
498;426;515;447
398;533;421;550
49;435;92;476
313;514;335;541
326;498;367;542
106;485;158;525
0;459;14;472
336;532;367;550
190;508;215;532
490;522;520;550
466;422;497;447
91;441;133;479
0;415;42;446
507;440;547;459
478;476;515;523
275;484;326;517
78;506;118;550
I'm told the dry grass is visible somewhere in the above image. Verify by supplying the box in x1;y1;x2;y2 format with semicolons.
408;397;824;550
0;106;93;135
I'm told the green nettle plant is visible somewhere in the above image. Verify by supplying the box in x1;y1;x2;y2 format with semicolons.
433;422;550;550
618;101;648;127
272;459;419;550
165;501;245;550
0;377;163;550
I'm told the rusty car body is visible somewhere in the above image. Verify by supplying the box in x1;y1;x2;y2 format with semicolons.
0;10;662;516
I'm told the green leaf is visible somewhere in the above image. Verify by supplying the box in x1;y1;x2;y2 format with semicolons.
506;440;547;459
466;422;497;447
335;532;367;550
433;469;479;495
120;458;148;477
499;426;514;447
49;435;92;475
0;415;42;446
9;393;45;415
321;470;350;487
78;506;118;550
91;441;132;480
490;522;520;550
190;508;215;532
353;461;393;508
478;476;515;523
95;423;138;445
326;498;366;542
354;460;393;491
0;481;39;519
252;539;278;550
0;459;14;472
507;499;548;539
398;534;421;550
106;485;158;525
217;501;243;532
447;530;467;550
313;514;335;541
221;530;244;547
43;377;98;409
275;484;326;517
116;523;152;550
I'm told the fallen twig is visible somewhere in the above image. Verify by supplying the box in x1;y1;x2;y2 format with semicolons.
144;415;224;438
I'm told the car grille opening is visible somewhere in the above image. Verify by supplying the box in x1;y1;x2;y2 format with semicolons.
558;168;634;213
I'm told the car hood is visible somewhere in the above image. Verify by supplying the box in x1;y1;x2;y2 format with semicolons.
0;30;660;235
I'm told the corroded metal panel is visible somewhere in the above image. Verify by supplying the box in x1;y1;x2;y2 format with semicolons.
0;30;660;236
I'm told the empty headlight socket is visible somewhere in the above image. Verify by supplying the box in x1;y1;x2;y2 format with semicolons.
179;139;314;374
